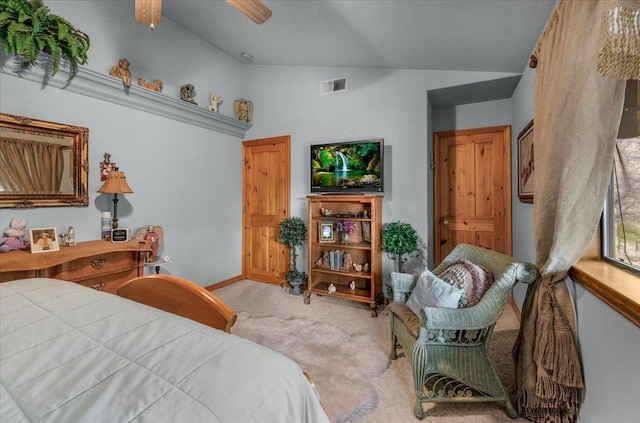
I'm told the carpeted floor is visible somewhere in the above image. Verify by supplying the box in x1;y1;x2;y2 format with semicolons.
214;280;529;423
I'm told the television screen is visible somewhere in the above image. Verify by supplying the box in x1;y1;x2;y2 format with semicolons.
310;139;383;193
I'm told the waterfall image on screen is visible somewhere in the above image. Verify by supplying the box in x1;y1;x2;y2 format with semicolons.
310;139;383;193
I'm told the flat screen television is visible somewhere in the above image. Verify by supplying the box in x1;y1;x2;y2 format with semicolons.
310;139;383;194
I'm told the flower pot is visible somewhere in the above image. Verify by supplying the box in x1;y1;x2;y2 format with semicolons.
288;279;304;296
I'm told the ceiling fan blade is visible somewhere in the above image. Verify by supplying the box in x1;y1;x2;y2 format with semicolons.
226;0;272;24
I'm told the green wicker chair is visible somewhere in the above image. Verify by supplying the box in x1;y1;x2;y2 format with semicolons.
388;244;539;419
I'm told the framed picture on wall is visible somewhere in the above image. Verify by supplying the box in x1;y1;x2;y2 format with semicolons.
29;227;60;253
318;222;334;243
518;119;534;203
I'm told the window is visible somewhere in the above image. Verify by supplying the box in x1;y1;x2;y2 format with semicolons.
602;80;640;274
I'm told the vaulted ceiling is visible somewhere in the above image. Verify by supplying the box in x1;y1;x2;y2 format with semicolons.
161;1;555;106
162;0;556;73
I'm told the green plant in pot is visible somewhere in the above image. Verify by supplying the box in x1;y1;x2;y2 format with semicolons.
382;221;418;273
278;216;308;295
0;0;90;80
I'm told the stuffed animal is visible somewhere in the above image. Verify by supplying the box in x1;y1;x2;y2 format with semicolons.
0;218;30;253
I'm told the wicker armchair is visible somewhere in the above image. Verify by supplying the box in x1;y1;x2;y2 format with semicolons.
388;244;539;419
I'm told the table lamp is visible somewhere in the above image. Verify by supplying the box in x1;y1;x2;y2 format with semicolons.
97;168;133;229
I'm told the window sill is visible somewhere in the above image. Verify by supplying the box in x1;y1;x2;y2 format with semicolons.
569;259;640;327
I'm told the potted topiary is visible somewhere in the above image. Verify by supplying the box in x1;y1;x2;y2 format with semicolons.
382;221;419;273
278;216;308;295
0;0;90;80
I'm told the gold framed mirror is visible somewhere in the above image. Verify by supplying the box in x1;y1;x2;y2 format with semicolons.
0;113;89;208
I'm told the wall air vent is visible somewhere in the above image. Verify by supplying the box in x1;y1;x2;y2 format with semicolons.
320;77;347;95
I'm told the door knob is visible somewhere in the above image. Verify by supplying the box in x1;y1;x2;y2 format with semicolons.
442;220;449;226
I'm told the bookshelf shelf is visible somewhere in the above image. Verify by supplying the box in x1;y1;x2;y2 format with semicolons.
310;241;371;250
312;267;373;279
305;195;382;317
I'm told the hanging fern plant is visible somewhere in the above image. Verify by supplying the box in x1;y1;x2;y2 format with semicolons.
0;0;90;80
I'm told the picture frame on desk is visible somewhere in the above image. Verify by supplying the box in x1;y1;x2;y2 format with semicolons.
318;222;334;243
29;227;59;253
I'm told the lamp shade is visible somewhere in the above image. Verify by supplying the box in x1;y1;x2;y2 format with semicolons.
135;0;162;30
97;170;133;194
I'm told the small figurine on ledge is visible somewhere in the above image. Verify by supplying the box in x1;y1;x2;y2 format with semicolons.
208;92;222;113
138;77;163;92
0;218;30;253
180;84;198;105
109;58;132;87
233;98;253;122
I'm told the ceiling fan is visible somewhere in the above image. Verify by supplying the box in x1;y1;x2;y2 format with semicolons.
135;0;272;30
226;0;272;24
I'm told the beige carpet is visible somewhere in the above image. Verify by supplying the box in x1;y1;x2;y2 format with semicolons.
214;280;529;423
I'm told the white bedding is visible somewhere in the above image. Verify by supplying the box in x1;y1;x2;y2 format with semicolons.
0;278;329;423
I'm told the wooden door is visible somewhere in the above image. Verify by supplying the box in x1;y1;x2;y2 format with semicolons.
242;136;290;284
433;126;512;264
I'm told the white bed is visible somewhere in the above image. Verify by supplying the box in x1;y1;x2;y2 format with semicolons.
0;278;329;422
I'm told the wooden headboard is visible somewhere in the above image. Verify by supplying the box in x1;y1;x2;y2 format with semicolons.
117;274;237;333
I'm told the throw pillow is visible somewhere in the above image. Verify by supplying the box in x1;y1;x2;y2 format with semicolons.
405;268;465;316
435;259;494;308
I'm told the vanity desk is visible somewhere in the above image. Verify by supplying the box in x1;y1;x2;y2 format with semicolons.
0;239;151;293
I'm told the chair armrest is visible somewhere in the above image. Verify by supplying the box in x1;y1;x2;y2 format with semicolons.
390;272;416;303
418;277;514;330
419;303;496;330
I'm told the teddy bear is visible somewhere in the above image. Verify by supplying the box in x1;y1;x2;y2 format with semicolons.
0;218;30;253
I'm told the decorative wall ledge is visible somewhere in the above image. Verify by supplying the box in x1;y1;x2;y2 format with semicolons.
0;62;252;138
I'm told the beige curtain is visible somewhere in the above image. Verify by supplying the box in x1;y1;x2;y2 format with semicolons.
513;1;629;422
0;137;65;194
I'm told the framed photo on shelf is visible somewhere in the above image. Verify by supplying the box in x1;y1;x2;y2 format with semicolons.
361;221;371;244
29;227;60;253
518;119;534;203
318;221;334;243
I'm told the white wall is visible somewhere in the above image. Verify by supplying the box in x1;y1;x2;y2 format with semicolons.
432;98;512;132
509;63;640;422
0;1;247;285
509;65;537;305
243;65;517;275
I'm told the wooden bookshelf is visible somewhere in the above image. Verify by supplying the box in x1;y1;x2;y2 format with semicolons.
305;195;382;316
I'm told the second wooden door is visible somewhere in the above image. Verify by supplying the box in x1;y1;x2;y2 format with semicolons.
433;126;512;264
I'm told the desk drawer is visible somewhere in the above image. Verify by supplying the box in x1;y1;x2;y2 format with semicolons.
74;268;140;294
45;251;139;281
